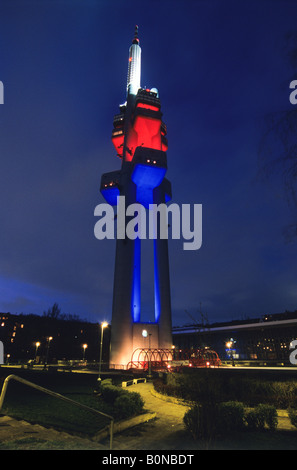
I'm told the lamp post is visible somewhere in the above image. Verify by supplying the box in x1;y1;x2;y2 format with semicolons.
35;342;41;361
142;329;148;348
226;339;235;366
98;322;108;382
82;344;88;362
45;337;53;365
148;333;152;380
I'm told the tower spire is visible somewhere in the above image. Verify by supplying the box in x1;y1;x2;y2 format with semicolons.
127;25;141;96
132;25;139;44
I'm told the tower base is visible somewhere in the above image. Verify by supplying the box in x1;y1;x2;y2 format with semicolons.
109;322;173;370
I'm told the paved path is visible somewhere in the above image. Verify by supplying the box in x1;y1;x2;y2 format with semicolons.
101;381;195;450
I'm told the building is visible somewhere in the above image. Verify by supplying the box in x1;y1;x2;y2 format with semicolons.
100;26;173;368
2;310;297;367
172;311;297;365
0;312;108;364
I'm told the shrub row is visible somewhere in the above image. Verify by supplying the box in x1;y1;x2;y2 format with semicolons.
183;401;278;440
154;371;297;408
100;383;144;420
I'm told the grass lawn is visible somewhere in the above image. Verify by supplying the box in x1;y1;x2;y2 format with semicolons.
0;367;127;437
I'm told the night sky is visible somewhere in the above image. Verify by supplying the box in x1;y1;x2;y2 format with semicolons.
0;0;297;327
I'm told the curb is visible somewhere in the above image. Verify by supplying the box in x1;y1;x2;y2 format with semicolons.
150;388;291;420
93;412;157;442
150;387;192;407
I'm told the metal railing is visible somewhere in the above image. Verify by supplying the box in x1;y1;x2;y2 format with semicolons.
0;374;114;449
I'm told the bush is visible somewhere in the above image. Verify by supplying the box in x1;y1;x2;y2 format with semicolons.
245;409;261;431
258;404;278;431
288;408;297;428
114;392;144;420
245;404;278;431
100;384;122;404
153;378;179;398
183;404;219;440
99;384;144;420
184;401;278;439
183;401;245;440
218;401;245;433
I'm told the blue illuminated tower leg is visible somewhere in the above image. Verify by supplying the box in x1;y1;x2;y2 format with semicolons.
153;185;173;349
109;177;138;368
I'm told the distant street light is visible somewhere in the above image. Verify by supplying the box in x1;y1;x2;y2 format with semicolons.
98;322;108;382
142;329;148;348
226;339;235;366
35;341;41;360
45;336;53;365
82;343;88;361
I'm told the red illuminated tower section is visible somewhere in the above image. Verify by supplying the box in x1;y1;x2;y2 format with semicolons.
101;26;172;368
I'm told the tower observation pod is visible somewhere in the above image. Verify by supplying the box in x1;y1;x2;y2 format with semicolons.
100;27;172;369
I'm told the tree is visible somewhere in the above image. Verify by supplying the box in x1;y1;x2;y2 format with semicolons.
258;31;297;242
43;302;61;319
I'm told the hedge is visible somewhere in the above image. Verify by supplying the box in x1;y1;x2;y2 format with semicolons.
183;401;278;440
154;370;297;408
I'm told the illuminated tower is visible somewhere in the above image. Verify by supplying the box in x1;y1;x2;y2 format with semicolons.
101;26;172;368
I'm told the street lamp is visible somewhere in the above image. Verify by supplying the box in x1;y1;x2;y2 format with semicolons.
142;329;148;349
226;339;235;366
45;336;53;365
98;322;108;382
82;343;88;361
35;341;41;361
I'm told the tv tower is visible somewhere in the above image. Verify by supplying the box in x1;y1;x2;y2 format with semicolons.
100;26;172;368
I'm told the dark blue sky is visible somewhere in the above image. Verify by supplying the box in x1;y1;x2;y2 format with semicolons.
0;0;297;326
